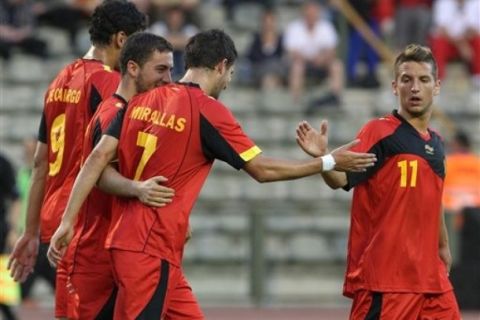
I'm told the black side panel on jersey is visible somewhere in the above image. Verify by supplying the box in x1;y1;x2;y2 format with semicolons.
345;119;445;190
200;114;245;170
92;118;103;148
89;85;102;116
37;112;47;143
105;107;126;139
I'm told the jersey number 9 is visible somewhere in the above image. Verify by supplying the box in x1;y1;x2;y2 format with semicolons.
49;113;66;176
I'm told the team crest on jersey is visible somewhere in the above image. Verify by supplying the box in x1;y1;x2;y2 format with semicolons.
425;144;434;155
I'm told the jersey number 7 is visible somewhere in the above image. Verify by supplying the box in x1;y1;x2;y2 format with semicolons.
134;131;158;180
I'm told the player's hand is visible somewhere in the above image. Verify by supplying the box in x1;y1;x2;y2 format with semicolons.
7;233;39;282
296;120;329;157
331;139;377;172
439;244;452;275
135;176;175;207
47;222;74;267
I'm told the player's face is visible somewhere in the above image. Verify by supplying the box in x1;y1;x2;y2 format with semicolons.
392;61;440;117
212;64;235;99
136;51;174;93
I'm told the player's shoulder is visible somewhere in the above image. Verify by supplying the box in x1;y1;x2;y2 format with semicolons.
364;113;400;131
99;94;126;111
357;113;400;139
87;61;120;80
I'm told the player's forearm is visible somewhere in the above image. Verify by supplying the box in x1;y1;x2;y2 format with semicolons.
97;164;139;197
61;149;113;226
320;171;347;189
23;154;48;237
245;156;323;183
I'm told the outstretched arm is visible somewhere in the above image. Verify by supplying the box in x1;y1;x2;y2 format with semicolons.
296;120;362;189
243;139;375;183
8;142;47;282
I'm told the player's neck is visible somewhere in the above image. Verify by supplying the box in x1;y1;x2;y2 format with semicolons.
398;109;431;135
180;69;215;97
83;46;117;70
115;79;136;102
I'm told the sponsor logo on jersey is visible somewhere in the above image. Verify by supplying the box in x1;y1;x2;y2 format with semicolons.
425;144;434;155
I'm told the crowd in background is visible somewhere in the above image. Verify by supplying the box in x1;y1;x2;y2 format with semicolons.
1;0;479;97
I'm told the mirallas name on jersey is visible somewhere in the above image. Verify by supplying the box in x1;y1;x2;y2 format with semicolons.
46;87;82;104
129;105;186;132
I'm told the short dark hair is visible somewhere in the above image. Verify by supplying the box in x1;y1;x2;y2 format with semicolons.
119;32;173;75
184;29;238;70
394;44;438;79
89;0;147;46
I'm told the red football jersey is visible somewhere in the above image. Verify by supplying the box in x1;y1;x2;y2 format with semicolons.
38;59;120;243
343;110;452;297
105;83;261;267
67;94;127;273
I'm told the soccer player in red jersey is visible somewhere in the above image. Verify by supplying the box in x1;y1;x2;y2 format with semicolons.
8;1;146;319
296;44;461;319
59;32;175;320
48;29;377;319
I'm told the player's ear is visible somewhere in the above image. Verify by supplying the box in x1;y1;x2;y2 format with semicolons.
127;60;139;77
433;79;441;96
392;80;398;96
214;59;228;75
113;31;128;49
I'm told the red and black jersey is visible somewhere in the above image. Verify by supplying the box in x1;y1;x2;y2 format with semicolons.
66;94;127;274
37;59;120;243
104;83;261;267
343;110;452;297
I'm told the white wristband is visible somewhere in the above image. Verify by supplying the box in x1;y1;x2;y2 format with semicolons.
321;154;336;172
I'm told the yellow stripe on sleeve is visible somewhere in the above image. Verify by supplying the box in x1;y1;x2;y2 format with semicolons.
240;145;262;162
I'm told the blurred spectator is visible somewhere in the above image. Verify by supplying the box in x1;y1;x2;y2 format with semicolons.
284;1;344;109
0;0;48;60
394;0;432;49
32;0;95;56
130;0;151;14
15;138;56;305
0;152;20;320
150;6;198;79
430;0;480;87
222;0;272;21
151;0;200;26
443;131;480;215
346;0;393;89
246;8;286;89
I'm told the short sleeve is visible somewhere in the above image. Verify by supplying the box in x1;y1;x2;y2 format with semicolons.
37;112;47;143
200;101;261;170
105;107;126;139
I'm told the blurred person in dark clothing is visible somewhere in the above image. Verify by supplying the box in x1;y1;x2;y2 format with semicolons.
346;0;393;89
0;153;20;320
246;8;286;89
0;0;48;60
15;138;56;305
